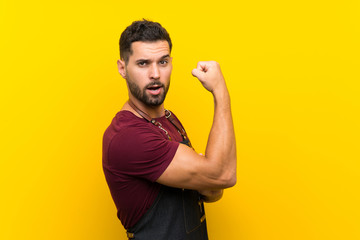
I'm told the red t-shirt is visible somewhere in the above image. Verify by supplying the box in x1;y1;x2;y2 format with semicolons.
102;110;184;229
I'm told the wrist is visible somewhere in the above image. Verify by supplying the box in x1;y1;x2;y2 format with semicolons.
213;86;230;107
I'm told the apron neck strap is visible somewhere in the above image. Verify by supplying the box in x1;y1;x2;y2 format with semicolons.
127;99;191;145
128;100;152;122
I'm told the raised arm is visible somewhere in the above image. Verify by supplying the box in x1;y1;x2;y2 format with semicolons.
157;61;237;190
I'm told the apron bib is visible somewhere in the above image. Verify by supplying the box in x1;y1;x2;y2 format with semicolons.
126;101;208;239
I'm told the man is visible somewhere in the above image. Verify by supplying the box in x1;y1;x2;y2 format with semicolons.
103;19;237;240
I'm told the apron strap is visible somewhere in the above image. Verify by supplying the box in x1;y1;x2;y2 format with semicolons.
127;100;192;147
128;100;152;122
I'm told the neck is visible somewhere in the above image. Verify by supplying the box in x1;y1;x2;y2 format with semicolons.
128;96;165;119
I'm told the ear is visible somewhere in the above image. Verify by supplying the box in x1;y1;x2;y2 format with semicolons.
117;59;126;79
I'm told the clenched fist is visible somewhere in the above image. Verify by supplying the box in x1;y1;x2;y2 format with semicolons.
191;61;226;93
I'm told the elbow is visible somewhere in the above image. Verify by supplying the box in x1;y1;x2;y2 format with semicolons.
213;170;236;189
219;160;237;188
228;174;237;187
223;172;237;188
206;156;237;189
225;156;237;187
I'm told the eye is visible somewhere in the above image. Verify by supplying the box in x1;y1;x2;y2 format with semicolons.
159;60;168;65
138;61;146;66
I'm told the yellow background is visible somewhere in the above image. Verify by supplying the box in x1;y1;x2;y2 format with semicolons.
1;0;359;239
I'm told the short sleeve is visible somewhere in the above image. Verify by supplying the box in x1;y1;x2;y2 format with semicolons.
107;124;179;182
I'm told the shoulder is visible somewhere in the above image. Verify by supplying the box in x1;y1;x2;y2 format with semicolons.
106;110;177;153
104;111;147;135
107;111;165;144
105;111;179;181
103;111;151;156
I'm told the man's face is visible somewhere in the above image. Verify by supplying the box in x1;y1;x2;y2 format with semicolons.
119;40;172;106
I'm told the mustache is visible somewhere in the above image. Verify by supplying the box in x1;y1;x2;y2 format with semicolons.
145;82;164;88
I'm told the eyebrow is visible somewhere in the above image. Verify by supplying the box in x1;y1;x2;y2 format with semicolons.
135;54;170;63
160;54;170;59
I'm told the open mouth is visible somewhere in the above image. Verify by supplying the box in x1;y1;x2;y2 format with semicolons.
146;85;163;95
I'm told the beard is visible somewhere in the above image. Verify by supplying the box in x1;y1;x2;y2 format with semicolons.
126;75;170;107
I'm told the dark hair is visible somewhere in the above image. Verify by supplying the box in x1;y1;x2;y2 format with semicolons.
119;19;172;63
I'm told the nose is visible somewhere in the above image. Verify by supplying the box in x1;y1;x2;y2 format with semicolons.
149;63;160;80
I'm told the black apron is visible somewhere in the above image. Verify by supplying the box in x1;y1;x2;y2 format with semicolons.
126;102;208;239
126;141;208;240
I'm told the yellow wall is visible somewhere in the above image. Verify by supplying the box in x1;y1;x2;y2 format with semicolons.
1;0;359;239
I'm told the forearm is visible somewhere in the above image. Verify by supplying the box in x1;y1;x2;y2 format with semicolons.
205;84;237;186
188;61;237;188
